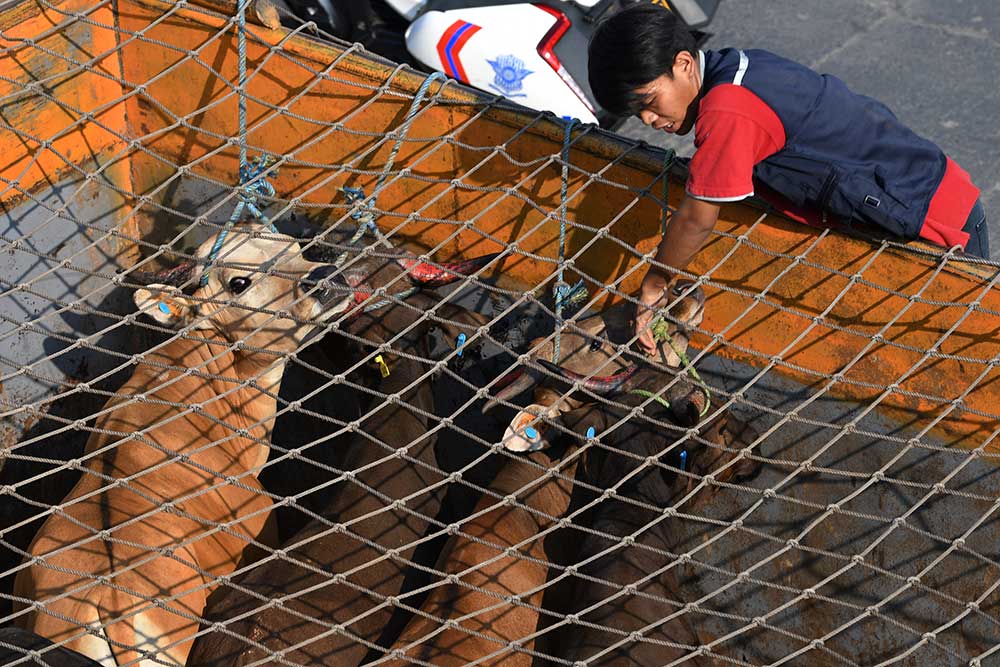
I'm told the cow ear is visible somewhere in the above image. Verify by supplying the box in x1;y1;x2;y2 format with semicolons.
134;285;194;328
502;404;557;452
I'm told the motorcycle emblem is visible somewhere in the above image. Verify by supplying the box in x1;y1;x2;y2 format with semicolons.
487;54;533;97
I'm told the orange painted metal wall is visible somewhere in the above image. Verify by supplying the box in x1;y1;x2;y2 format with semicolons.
0;0;139;266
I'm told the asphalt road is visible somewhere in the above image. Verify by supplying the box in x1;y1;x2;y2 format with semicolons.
618;0;1000;258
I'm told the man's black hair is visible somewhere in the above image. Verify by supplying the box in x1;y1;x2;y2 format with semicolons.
588;3;698;116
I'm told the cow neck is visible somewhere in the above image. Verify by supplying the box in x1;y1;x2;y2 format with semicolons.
496;450;578;520
367;326;432;397
144;327;281;444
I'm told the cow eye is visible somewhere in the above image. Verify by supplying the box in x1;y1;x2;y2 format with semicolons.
229;276;252;294
589;337;603;352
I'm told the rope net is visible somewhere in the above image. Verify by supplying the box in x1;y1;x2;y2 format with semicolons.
1;2;999;667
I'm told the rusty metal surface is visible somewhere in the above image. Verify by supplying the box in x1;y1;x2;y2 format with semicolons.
664;357;1000;666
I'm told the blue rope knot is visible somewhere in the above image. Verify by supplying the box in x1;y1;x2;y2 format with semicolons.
342;186;379;235
200;3;280;287
237;155;279;228
554;279;587;310
335;186;390;268
241;158;276;198
201;155;279;286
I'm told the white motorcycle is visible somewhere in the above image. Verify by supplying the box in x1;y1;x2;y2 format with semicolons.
260;0;719;129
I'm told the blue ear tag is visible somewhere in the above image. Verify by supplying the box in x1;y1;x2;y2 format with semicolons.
524;426;538;440
158;301;171;315
455;333;467;357
679;450;688;472
586;426;595;439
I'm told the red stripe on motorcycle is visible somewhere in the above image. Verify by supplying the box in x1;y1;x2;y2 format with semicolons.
436;20;481;82
449;23;480;82
436;21;464;78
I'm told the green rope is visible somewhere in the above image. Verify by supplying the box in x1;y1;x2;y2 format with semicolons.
628;388;671;410
647;325;712;418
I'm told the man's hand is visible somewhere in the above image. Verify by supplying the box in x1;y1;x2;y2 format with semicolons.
635;271;669;356
633;195;720;356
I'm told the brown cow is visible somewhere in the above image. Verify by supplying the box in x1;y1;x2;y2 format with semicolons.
12;226;358;667
12;221;494;667
374;447;579;667
535;362;763;667
369;286;712;667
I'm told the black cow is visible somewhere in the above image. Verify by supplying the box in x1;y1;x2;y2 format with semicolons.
0;627;103;667
525;361;763;667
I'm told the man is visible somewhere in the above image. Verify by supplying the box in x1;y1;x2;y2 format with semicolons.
588;4;989;356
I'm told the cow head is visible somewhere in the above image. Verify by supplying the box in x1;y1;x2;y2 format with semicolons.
289;220;500;312
513;362;761;505
130;227;354;354
484;279;705;452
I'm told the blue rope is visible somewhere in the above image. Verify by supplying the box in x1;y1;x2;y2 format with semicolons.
335;71;447;267
553;116;578;364
345;71;446;250
201;1;278;286
236;0;250;179
370;71;446;204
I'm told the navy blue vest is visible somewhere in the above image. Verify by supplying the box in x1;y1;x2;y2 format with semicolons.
702;49;947;239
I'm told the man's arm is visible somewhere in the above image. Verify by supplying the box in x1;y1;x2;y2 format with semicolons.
634;195;720;356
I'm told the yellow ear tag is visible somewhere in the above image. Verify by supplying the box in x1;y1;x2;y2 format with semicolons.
374;354;390;378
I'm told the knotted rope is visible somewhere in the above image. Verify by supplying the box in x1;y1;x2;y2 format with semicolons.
553;116;581;364
201;0;278;286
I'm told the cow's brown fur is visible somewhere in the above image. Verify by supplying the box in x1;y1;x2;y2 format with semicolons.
492;279;706;452
379;448;577;667
13;229;353;667
547;383;762;667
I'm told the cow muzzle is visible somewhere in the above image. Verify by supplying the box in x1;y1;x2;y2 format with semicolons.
302;264;353;315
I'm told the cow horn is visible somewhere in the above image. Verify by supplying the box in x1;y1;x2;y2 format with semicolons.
396;253;500;288
126;261;198;287
482;367;545;414
537;360;639;395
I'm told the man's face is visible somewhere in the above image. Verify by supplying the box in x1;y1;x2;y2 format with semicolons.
634;50;701;135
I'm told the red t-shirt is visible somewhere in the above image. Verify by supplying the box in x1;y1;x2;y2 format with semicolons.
685;84;979;248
